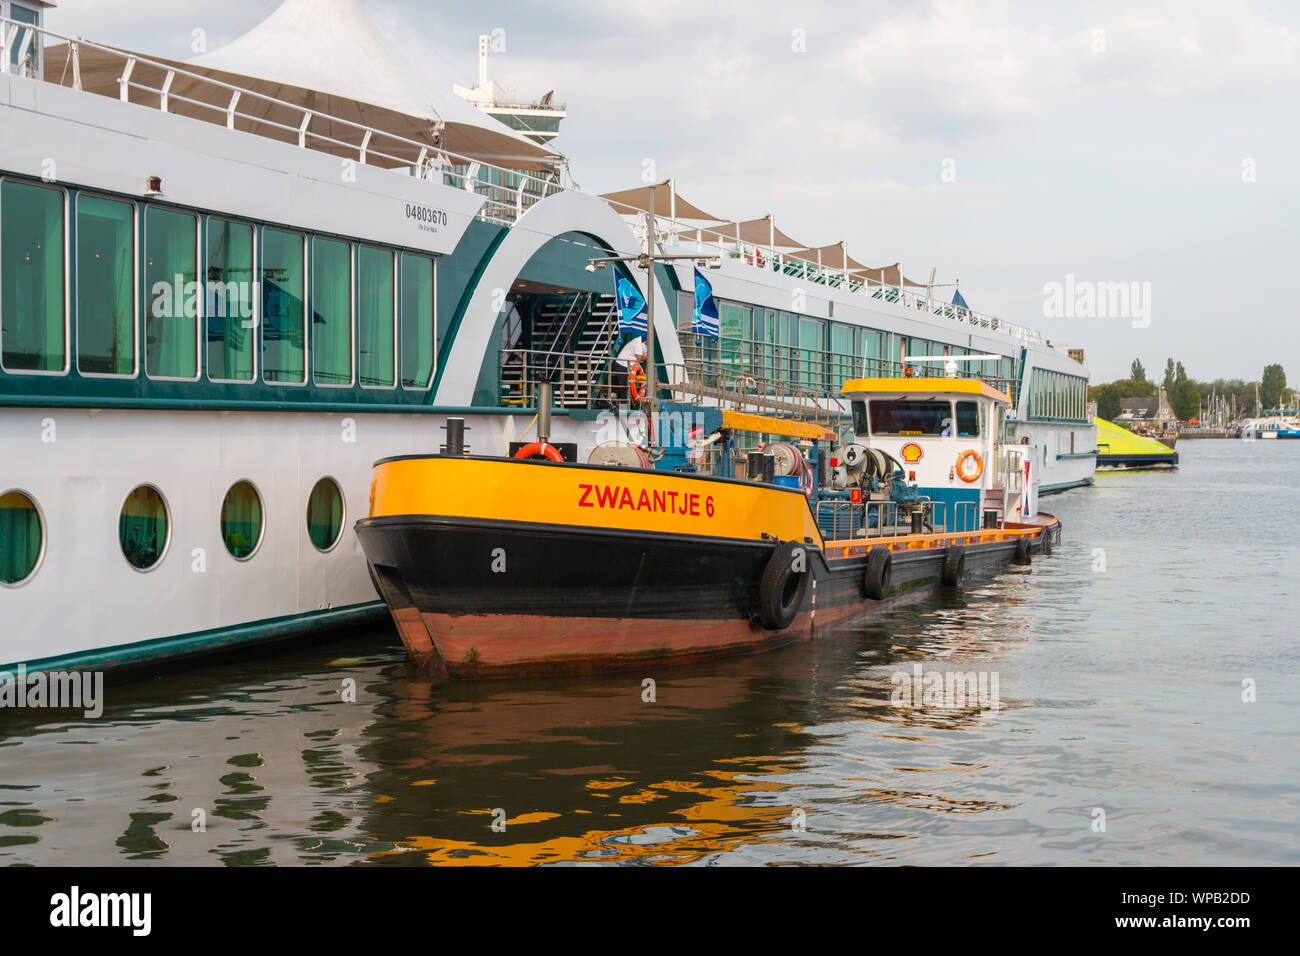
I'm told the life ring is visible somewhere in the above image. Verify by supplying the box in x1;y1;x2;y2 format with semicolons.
758;541;811;630
627;361;646;404
956;449;984;483
514;441;564;462
864;546;892;600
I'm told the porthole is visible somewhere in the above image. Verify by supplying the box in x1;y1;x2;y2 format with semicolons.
0;489;44;586
119;484;170;571
220;480;264;560
306;477;345;552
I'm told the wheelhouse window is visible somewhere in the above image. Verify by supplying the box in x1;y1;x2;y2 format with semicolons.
76;195;136;376
868;399;952;436
145;206;199;380
261;228;306;384
955;400;980;437
205;217;255;381
1;179;66;373
851;399;869;436
400;252;435;389
312;237;352;386
358;245;395;388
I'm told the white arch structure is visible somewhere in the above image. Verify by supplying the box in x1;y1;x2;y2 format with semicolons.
435;190;685;406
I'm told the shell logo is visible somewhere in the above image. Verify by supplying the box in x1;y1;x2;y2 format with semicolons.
900;442;924;463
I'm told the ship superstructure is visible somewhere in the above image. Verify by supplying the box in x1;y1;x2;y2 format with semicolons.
0;0;1094;672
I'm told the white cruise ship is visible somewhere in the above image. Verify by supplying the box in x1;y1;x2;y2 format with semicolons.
0;0;1095;673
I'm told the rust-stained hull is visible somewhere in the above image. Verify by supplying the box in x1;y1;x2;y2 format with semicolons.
357;509;1060;679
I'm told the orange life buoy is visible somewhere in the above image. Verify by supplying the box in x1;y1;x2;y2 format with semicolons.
514;441;564;462
628;361;646;404
956;449;983;483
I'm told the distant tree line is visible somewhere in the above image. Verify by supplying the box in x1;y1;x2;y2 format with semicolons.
1087;359;1289;423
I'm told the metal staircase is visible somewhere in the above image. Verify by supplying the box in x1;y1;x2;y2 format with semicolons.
500;292;620;407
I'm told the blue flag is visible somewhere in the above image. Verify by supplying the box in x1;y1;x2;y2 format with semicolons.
613;273;648;336
693;268;719;339
952;287;969;310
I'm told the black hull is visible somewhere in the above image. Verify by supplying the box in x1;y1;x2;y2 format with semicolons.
355;516;1061;677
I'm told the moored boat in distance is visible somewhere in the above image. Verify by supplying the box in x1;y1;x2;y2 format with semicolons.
1094;417;1179;469
1239;411;1300;440
357;379;1061;678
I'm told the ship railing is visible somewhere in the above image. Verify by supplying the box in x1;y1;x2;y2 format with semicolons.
500;348;621;409
674;337;1021;409
1;16;565;228
607;210;1044;345
6;16;1048;346
818;498;962;541
662;352;847;433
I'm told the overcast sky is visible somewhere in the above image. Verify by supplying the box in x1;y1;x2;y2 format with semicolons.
47;0;1299;382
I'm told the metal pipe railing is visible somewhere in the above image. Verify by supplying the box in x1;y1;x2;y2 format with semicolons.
5;14;1042;340
2;16;566;228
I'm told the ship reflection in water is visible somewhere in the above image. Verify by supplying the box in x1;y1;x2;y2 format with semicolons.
3;444;1298;865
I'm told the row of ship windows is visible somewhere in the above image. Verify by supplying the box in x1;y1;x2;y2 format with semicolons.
0;478;346;587
711;300;1019;389
1027;367;1089;422
0;176;437;388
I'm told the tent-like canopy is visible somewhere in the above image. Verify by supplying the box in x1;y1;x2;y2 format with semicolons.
43;0;559;170
688;215;808;249
788;243;872;273
600;180;720;221
852;263;927;288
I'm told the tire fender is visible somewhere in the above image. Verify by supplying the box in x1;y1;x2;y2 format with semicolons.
942;545;967;587
758;541;811;630
864;545;893;600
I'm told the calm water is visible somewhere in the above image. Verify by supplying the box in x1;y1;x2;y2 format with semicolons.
3;440;1297;866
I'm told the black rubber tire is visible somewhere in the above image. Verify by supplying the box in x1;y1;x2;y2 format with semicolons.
864;546;893;600
1041;530;1053;556
942;545;967;587
1014;536;1031;564
758;541;811;630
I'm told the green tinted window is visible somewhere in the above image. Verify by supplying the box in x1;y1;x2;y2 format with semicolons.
400;253;434;388
119;485;169;570
220;481;263;560
799;317;824;388
306;477;344;551
1;180;65;372
312;238;352;385
77;195;135;376
358;245;395;387
206;218;254;381
145;206;198;379
262;228;306;384
0;490;43;585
